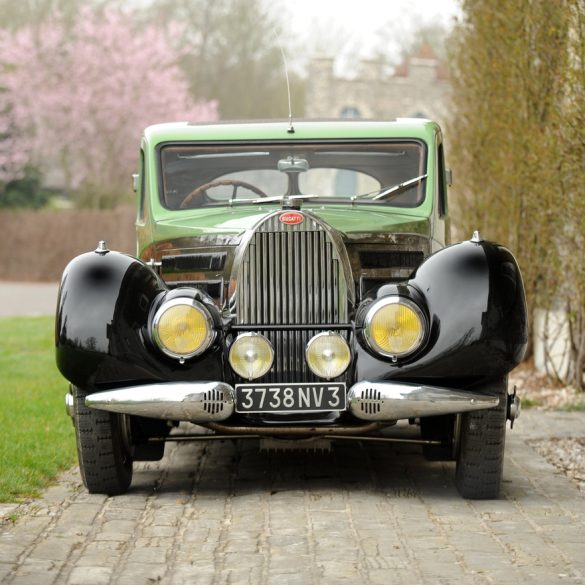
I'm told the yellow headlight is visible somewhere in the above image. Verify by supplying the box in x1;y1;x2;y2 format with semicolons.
306;332;351;379
364;297;425;358
153;298;214;359
229;333;274;380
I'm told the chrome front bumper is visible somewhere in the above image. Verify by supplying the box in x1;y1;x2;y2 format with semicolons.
347;381;499;420
66;380;500;423
66;382;234;422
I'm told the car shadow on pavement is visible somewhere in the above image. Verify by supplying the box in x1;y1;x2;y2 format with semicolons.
125;437;462;501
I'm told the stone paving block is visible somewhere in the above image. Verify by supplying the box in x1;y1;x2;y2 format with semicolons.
113;562;166;585
367;568;415;585
148;505;186;526
141;524;177;538
0;543;25;563
103;508;143;522
11;575;57;585
125;545;170;565
269;553;311;571
94;520;137;539
266;572;313;585
10;559;60;584
174;559;216;572
413;548;459;565
67;565;113;585
398;535;446;550
175;542;218;562
447;533;504;553
363;555;408;570
170;565;215;585
5;516;52;544
71;492;108;506
220;551;265;568
27;536;79;562
313;543;360;563
73;540;125;567
224;536;259;554
418;560;468;579
267;532;307;547
317;559;363;580
461;551;518;571
270;514;306;528
180;527;213;544
213;566;264;585
0;562;14;582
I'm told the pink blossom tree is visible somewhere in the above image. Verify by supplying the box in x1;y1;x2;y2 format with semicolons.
0;8;218;206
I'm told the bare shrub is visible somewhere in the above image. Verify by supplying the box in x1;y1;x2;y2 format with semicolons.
0;207;136;281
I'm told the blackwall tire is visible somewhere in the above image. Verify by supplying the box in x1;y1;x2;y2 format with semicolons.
72;385;133;495
455;376;508;500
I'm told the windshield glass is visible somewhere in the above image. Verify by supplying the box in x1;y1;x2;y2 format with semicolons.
159;141;426;210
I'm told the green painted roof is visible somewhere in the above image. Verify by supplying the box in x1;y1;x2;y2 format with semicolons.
143;119;440;145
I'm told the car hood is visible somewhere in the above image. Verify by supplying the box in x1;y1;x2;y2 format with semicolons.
151;205;432;243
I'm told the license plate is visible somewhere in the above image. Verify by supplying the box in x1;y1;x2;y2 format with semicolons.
235;382;346;413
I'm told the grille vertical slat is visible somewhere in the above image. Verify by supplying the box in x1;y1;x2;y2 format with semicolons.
237;214;348;382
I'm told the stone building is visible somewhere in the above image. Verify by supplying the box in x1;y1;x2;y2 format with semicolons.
306;46;450;125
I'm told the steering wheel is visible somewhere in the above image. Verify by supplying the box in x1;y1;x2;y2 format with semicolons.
179;179;268;209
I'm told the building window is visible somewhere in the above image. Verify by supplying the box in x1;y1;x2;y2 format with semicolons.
340;106;361;119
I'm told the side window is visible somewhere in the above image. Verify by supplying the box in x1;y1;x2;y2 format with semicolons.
138;150;146;223
437;143;448;217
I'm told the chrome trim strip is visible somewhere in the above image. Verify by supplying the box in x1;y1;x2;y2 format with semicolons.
348;381;499;421
85;382;234;422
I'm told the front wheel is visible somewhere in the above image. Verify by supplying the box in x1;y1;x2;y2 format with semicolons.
72;385;133;495
455;376;508;499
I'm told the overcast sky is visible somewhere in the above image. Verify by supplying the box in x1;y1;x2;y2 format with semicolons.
275;0;461;73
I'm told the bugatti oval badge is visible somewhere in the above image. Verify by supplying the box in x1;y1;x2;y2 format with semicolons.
279;211;304;225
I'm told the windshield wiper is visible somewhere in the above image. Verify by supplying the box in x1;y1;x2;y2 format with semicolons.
353;174;428;202
251;194;333;204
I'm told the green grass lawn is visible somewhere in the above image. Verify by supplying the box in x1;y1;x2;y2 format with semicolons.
0;316;76;503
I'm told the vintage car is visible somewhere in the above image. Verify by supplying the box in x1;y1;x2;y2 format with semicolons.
56;119;527;499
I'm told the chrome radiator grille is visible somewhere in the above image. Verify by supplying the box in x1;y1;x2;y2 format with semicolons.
236;213;349;382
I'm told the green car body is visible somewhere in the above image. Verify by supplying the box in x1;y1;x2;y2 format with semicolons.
136;119;450;258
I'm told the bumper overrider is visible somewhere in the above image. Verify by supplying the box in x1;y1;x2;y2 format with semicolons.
66;381;503;424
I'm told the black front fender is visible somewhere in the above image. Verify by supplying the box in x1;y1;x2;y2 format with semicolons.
56;249;162;387
355;239;528;382
55;249;224;388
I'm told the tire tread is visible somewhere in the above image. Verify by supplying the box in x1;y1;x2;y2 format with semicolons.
455;377;507;499
72;385;133;495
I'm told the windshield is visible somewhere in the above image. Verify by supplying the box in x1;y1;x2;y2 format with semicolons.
159;141;427;210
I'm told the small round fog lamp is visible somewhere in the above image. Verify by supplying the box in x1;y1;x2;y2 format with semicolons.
306;331;351;379
229;333;274;380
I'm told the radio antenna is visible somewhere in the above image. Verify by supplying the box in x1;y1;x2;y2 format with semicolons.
273;28;295;134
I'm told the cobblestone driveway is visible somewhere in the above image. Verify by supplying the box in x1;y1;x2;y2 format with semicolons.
1;410;584;585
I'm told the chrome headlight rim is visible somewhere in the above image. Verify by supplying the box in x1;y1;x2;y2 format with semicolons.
228;332;274;380
151;297;216;360
305;331;352;380
363;295;427;360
